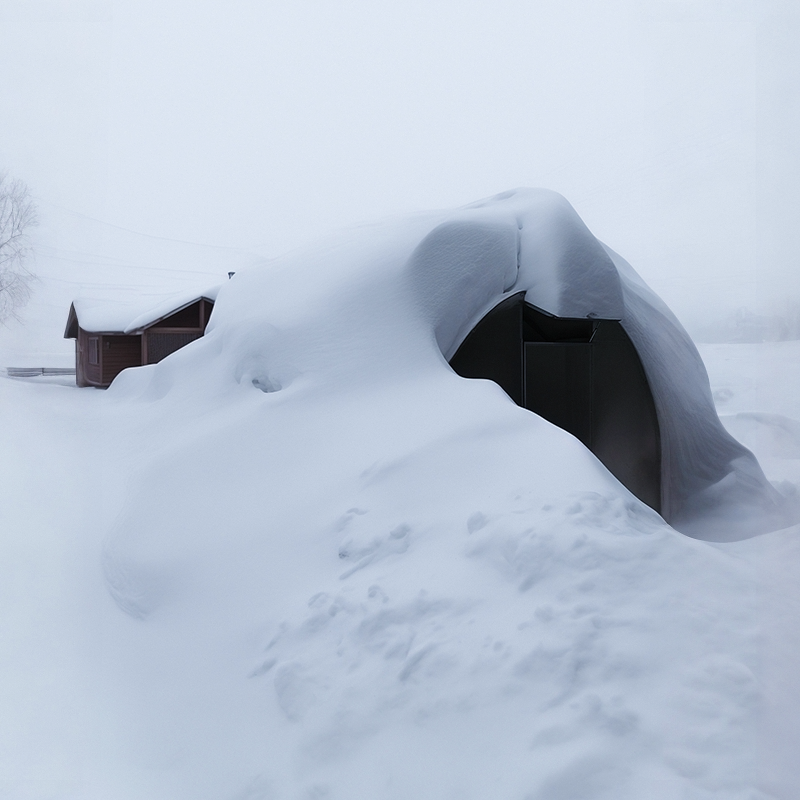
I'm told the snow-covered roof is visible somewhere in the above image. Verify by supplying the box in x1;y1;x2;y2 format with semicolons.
65;284;221;337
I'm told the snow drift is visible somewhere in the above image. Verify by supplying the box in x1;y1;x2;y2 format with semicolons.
4;189;798;800
408;190;793;538
119;187;791;540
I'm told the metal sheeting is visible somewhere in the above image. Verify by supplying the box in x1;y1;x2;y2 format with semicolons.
146;332;202;365
449;293;662;514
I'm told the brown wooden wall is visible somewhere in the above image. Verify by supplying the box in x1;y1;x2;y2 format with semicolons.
150;301;201;329
76;328;102;387
142;299;213;365
201;298;214;330
149;299;214;331
101;335;142;385
74;298;214;387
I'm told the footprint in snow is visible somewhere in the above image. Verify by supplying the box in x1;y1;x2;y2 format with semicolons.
336;509;412;578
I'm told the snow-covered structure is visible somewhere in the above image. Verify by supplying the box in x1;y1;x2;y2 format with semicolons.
64;289;218;387
449;292;661;514
25;188;792;799
398;189;791;537
95;188;792;541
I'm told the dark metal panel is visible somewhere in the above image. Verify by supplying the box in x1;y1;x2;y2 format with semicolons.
524;343;593;448
447;296;662;514
522;303;595;343
449;293;524;405
149;300;201;329
145;331;202;364
591;321;661;513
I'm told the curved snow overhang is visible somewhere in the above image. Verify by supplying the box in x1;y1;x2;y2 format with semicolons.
446;290;624;361
458;188;626;320
414;187;795;539
406;189;626;361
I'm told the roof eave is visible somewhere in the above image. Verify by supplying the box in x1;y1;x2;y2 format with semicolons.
64;303;79;339
124;295;216;334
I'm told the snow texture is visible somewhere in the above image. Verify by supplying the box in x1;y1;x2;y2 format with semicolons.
1;190;798;799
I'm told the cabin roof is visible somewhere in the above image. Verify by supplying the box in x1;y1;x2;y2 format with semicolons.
64;285;220;338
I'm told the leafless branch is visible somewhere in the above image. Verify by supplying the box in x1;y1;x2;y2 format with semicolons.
0;173;37;322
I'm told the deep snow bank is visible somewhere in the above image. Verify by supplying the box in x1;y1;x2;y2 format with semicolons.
140;187;791;540
90;189;795;797
404;189;792;538
4;191;799;799
4;364;789;800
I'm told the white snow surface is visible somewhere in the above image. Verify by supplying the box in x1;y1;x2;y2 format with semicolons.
71;284;221;335
2;191;799;799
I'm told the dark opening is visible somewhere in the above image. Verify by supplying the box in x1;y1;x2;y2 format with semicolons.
449;293;662;513
151;301;202;329
524;342;593;447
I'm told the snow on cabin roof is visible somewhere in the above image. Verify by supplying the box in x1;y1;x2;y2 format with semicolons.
65;284;221;337
124;286;220;332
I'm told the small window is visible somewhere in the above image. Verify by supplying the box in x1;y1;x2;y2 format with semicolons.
88;337;99;365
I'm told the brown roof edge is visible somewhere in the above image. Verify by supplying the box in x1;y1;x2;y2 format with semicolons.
65;294;216;337
127;295;216;334
64;303;79;339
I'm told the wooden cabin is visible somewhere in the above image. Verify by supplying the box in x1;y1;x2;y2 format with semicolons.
64;295;215;388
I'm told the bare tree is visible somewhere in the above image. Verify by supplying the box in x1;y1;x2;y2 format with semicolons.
0;173;37;322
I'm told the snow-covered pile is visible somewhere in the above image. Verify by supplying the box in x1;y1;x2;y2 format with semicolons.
399;189;792;538
1;190;799;799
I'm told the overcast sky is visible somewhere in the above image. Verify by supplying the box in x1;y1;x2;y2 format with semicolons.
1;0;798;326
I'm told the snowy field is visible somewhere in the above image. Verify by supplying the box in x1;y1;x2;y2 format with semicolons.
1;204;799;800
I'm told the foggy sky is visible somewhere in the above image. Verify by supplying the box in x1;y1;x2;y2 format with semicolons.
2;0;798;328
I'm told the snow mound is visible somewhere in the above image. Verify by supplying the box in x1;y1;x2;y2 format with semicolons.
111;189;795;542
3;191;799;798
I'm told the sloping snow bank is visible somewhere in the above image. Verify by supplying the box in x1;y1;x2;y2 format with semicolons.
4;356;797;798
2;192;798;798
603;247;792;538
80;198;796;796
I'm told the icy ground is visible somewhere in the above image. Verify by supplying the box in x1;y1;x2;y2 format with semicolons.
1;210;799;799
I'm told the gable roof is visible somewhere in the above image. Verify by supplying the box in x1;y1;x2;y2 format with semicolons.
64;285;221;338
